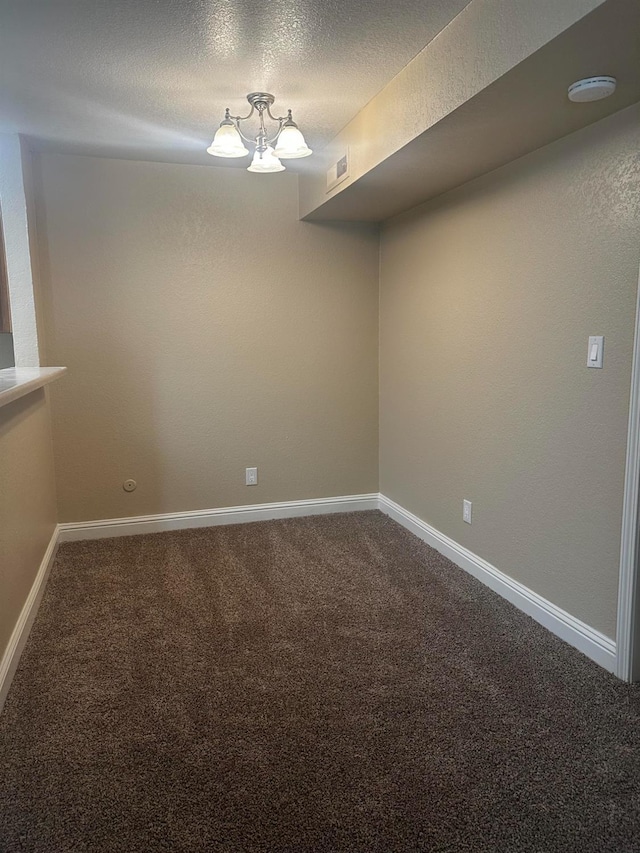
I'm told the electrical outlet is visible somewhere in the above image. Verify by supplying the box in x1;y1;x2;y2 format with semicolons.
463;499;472;524
245;467;258;486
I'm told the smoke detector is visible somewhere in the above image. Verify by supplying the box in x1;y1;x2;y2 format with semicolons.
568;76;617;103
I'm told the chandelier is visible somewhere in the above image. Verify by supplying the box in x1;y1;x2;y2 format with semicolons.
206;92;312;173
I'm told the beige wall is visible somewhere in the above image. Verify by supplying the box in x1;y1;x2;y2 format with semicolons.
380;104;640;639
34;154;379;523
0;390;57;658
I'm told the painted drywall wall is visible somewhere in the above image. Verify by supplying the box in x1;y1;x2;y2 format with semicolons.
20;140;49;364
0;134;41;367
34;154;379;523
0;389;57;658
379;104;640;639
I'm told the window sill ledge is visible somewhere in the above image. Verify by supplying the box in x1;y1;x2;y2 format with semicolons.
0;367;67;409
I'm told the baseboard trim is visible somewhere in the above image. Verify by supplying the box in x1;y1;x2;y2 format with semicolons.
0;526;60;713
378;494;617;673
57;493;380;542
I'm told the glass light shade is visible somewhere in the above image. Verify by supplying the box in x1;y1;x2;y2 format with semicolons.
207;123;249;158
273;124;312;159
247;146;285;173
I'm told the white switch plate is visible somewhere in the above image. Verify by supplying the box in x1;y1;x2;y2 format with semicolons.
245;467;258;486
587;335;604;368
463;499;472;524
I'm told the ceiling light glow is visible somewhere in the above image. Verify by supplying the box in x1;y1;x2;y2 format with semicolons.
206;92;312;172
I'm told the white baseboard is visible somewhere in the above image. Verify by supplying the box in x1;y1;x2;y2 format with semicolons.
0;526;60;712
57;493;380;542
378;494;617;673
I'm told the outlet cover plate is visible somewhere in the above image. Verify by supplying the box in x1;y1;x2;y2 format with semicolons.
463;499;472;524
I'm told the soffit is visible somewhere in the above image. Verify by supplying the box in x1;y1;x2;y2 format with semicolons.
301;0;640;221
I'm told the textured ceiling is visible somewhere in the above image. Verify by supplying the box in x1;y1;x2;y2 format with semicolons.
0;0;470;167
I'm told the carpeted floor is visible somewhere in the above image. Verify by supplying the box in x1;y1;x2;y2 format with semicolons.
1;511;640;852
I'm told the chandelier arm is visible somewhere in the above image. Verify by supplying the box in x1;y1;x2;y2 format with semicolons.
265;120;286;146
228;105;255;123
265;104;288;123
234;121;257;145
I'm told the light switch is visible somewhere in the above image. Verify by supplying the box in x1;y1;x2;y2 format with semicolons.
587;335;604;369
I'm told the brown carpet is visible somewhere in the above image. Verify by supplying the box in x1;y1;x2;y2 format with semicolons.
1;510;640;852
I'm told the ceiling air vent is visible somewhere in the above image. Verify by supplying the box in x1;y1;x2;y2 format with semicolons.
326;149;350;192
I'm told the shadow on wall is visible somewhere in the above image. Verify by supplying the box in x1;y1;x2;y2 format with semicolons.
0;333;14;369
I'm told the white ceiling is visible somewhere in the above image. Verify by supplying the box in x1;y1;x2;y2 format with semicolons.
0;0;470;167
